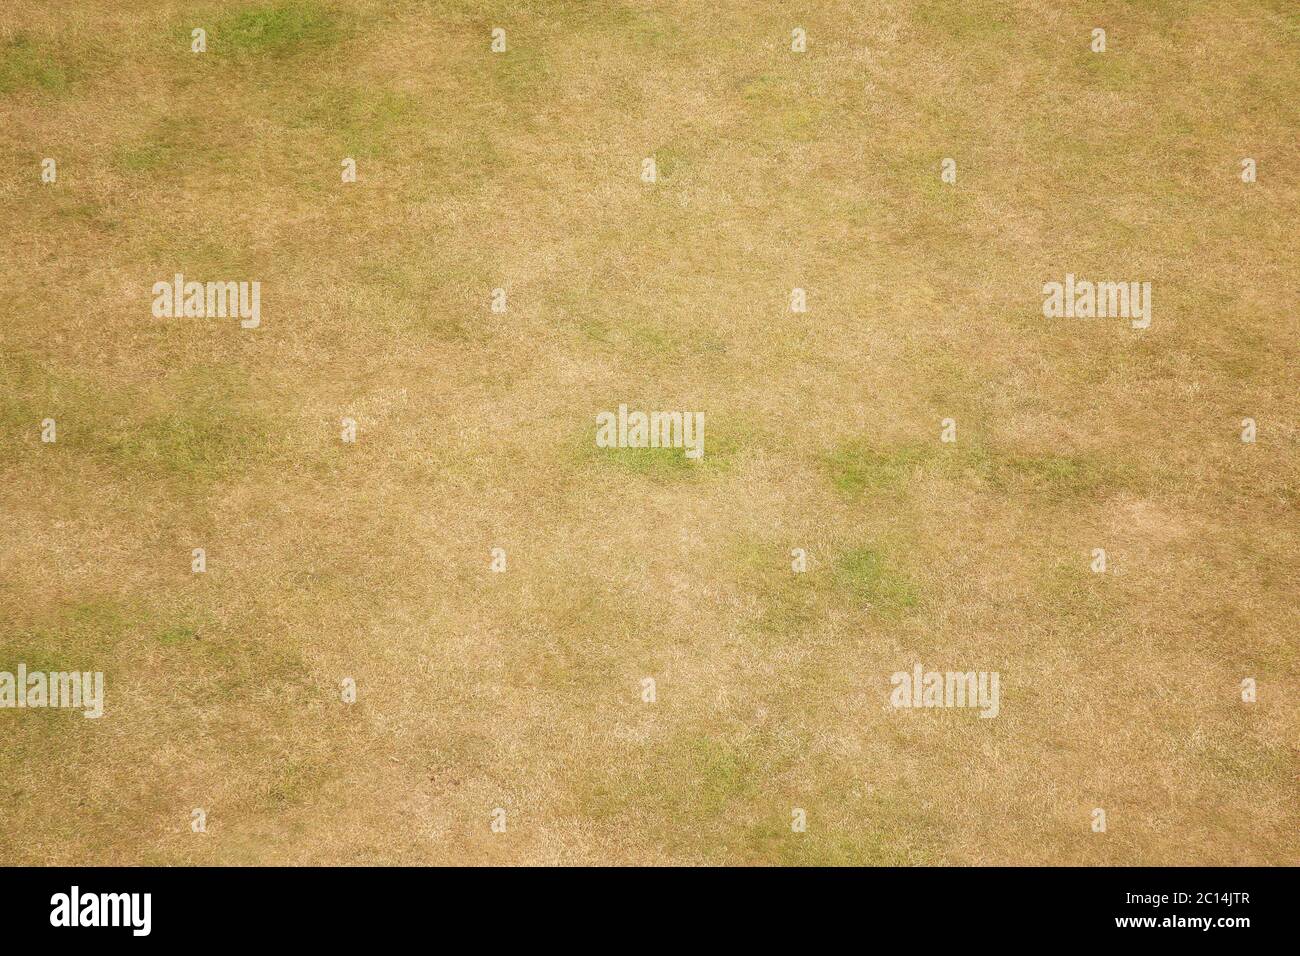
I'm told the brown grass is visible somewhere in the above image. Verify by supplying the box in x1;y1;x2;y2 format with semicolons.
0;0;1296;865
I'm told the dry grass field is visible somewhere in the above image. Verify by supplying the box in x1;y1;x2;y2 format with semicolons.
1;0;1296;866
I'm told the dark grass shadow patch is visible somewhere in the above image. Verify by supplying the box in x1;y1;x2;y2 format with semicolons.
729;539;828;640
1035;560;1122;630
111;116;201;176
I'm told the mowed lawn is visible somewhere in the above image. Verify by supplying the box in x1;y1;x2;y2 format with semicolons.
0;0;1296;865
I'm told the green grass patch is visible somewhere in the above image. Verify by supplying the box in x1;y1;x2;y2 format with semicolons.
104;401;269;481
834;546;920;617
262;755;331;809
0;362;277;484
824;442;931;494
1;597;138;672
115;141;176;174
112;118;193;175
157;624;199;646
110;109;234;178
486;39;551;103
0;35;70;95
576;415;744;482
589;444;700;479
650;143;693;181
581;732;762;825
913;0;1013;41
285;85;423;159
824;439;1133;500
730;539;826;638
733;74;827;143
686;736;762;816
744;795;943;865
214;0;344;58
1036;559;1120;628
